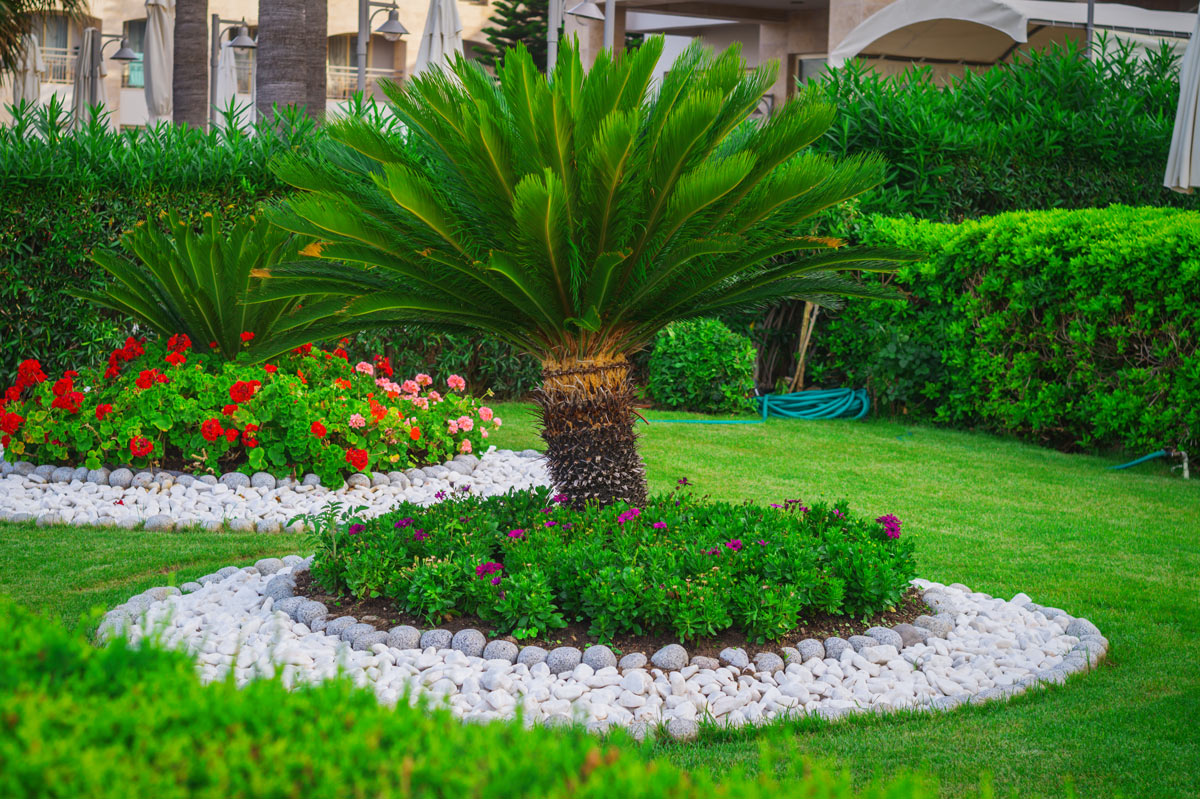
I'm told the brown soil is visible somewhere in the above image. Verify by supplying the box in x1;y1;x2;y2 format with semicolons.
295;572;928;659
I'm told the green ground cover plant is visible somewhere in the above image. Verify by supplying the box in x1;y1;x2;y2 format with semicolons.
805;206;1200;453
308;484;914;642
648;318;757;413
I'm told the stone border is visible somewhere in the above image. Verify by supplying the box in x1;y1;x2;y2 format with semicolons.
100;559;1109;741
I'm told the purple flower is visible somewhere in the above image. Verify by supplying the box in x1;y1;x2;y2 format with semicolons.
508;528;525;539
724;539;743;552
770;503;783;509
551;493;569;504
652;521;667;530
457;484;471;494
348;523;364;535
617;507;641;525
876;514;901;539
544;520;556;527
832;509;845;519
756;539;766;546
677;477;691;486
490;576;501;585
541;507;553;514
395;517;414;528
475;561;503;578
434;490;447;501
413;529;428;542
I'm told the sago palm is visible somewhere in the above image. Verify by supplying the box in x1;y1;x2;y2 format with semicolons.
266;36;913;506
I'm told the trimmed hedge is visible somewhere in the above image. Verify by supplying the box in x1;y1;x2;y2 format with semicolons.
806;207;1200;452
0;597;946;798
648;319;757;413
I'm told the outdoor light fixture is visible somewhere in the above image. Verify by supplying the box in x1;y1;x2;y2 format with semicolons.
100;33;138;62
566;1;604;20
376;8;409;42
210;16;257;128
228;24;257;50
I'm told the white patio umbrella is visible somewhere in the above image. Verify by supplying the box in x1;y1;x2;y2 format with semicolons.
214;41;239;128
71;28;107;128
13;33;46;105
143;0;174;124
1165;13;1200;193
414;0;464;75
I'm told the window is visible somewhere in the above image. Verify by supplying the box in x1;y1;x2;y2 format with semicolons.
34;13;72;83
122;19;146;88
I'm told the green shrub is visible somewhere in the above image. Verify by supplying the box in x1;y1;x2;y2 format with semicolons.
308;486;916;643
816;40;1199;221
807;206;1200;452
1;337;500;485
648;319;757;413
0;598;946;799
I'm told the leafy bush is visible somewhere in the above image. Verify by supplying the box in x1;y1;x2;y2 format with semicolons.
0;337;501;485
816;40;1199;221
0;598;945;799
308;485;916;643
648;319;757;413
806;206;1200;452
0;100;313;381
79;210;331;363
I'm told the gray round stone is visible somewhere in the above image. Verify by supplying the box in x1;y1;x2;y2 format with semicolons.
1039;606;1067;620
718;647;749;669
546;646;582;674
913;613;954;638
301;473;323;487
517;645;549;666
891;623;929;648
143;514;174;532
445;461;472;476
582;644;617;670
70;466;89;482
848;635;876;652
130;471;155;489
352;630;389;651
276;596;306;616
215;566;240;580
379;625;416;650
346;473;370;489
254;557;285;575
404;468;424;482
9;512;33;524
250;471;276;490
924;591;959;615
228;518;254;532
482;639;519;662
824;637;851;660
175;474;195;488
371;472;390;487
108;468;134;489
929;695;966;711
50;466;74;483
650;643;688;671
145;586;181;601
617;652;646;670
197;573;221;586
689;655;719;670
752;652;785;673
33;464;55;479
780;646;801;664
341;622;376;643
14;461;35;476
420;629;453;650
296;600;328;625
518;449;541;458
86;467;111;485
666;717;698;741
35;512;62;526
0;460;11;476
865;626;904;649
256;519;281;534
451;628;487;658
201;519;224;532
324;616;358;637
282;555;304;566
179;581;202;594
1065;618;1101;639
219;472;251;489
262;574;295;601
198;474;218;486
797;638;825;661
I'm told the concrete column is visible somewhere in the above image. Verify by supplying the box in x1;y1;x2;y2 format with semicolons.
758;21;789;111
564;15;604;68
828;0;891;53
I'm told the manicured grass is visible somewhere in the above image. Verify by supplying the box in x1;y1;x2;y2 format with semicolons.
3;402;1198;798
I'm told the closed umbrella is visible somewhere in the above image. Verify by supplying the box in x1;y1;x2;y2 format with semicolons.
214;41;239;128
13;33;45;105
144;0;174;124
71;27;107;128
1165;14;1200;193
414;0;464;75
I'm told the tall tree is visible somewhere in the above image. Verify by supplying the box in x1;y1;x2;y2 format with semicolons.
256;0;308;121
478;0;547;71
172;0;207;127
304;0;326;119
266;39;913;507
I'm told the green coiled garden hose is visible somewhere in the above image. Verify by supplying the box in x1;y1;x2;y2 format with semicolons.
652;388;870;424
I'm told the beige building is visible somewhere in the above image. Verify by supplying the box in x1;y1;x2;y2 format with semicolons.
4;0;1195;128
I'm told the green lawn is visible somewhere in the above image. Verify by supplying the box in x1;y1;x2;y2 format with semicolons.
3;402;1198;798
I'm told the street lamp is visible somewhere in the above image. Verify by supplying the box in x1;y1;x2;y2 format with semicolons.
100;34;139;62
209;17;257;127
555;0;614;71
358;0;408;94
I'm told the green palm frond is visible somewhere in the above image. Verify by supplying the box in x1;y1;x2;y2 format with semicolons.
268;36;918;361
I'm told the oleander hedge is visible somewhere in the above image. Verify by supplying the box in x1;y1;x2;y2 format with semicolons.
805;206;1200;453
0;597;948;798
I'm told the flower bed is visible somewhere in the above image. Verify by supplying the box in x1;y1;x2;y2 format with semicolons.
307;484;916;643
0;335;501;486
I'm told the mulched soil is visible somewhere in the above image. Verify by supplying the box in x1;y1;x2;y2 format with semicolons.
295;571;928;659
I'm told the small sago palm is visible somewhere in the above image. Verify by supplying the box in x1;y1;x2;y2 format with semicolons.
267;37;913;506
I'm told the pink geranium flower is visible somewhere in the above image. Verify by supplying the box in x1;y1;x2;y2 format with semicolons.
348;413;366;428
447;421;459;434
355;361;374;376
457;415;474;432
401;379;419;394
415;373;432;387
459;439;473;454
478;406;494;422
447;374;466;391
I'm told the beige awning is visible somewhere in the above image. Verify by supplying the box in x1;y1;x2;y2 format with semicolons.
1165;13;1200;193
143;0;174;125
829;0;1195;69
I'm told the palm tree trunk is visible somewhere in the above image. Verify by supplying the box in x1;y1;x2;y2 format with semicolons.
256;0;308;121
305;0;327;120
173;0;208;127
535;353;648;508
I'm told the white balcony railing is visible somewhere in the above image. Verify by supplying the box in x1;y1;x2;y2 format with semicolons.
42;46;73;84
327;64;401;100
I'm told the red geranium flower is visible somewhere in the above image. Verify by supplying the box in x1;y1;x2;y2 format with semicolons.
135;370;158;390
375;356;393;378
51;376;73;397
297;369;307;385
409;427;421;441
122;337;144;358
332;347;348;360
240;331;255;343
334;378;351;390
229;380;261;404
4;386;20;402
242;424;260;448
263;364;277;374
293;343;313;357
50;391;83;414
222;404;237;416
200;418;224;442
311;421;327;438
95;404;113;421
167;333;192;352
164;351;187;367
344;447;369;472
210;341;219;349
1;411;23;434
225;428;239;442
15;359;47;389
129;436;154;458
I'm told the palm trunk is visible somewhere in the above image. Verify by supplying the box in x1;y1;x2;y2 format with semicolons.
305;0;327;120
172;0;208;127
256;0;309;121
535;353;648;508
